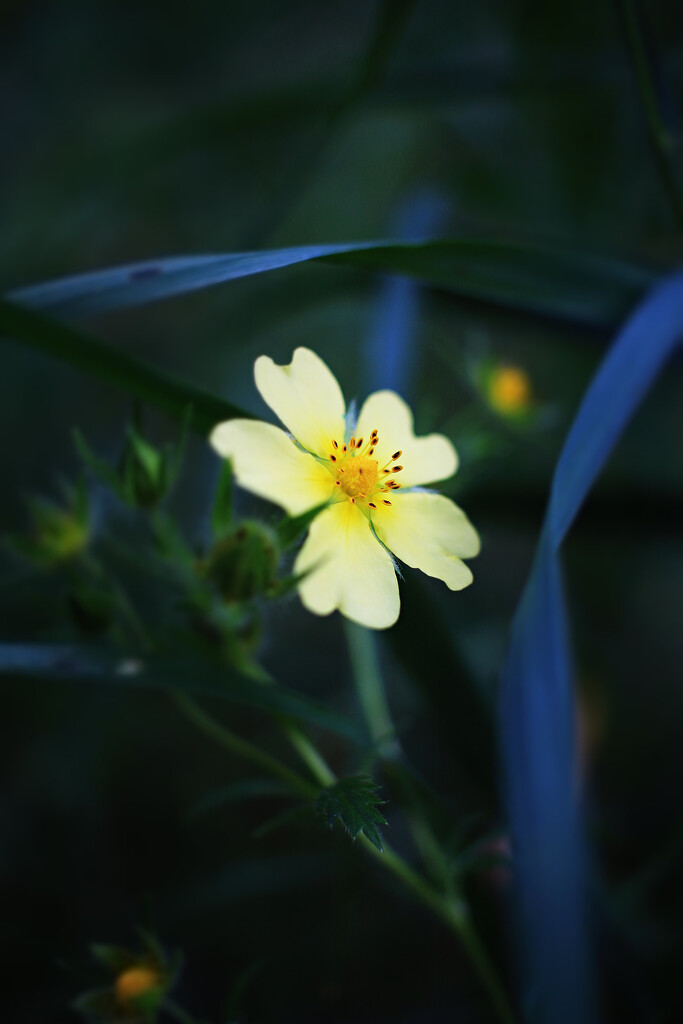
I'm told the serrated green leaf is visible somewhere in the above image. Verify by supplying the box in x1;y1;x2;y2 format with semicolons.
316;775;387;851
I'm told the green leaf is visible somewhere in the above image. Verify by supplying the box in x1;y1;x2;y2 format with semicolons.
91;945;137;973
316;775;387;851
211;461;234;539
275;501;329;551
186;779;292;821
71;985;120;1021
0;644;367;744
73;430;128;501
0;300;249;434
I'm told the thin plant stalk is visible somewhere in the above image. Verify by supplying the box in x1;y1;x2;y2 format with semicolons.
344;621;514;1023
172;681;515;1022
620;0;683;228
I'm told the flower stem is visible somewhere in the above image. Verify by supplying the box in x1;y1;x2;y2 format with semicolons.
172;690;516;1024
344;620;399;757
344;622;515;1024
619;0;683;229
170;691;317;801
280;718;336;786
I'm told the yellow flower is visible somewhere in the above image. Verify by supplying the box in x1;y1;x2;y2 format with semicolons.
210;348;479;630
487;364;532;416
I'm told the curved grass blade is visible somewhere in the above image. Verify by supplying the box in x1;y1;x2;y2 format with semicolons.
0;300;250;433
0;643;366;743
365;191;447;398
9;240;657;332
500;272;683;1024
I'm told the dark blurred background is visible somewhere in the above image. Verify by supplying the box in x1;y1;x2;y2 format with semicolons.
2;1;683;1021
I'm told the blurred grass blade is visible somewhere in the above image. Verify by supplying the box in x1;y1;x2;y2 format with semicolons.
500;272;683;1024
0;300;249;433
0;643;366;743
9;240;657;332
365;191;447;398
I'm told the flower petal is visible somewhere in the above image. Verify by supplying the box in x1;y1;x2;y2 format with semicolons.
294;501;399;629
371;491;479;591
254;348;347;458
210;419;335;515
355;390;457;488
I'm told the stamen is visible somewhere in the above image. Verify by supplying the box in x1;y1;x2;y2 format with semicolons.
391;465;403;472
392;450;402;460
349;436;356;449
330;454;337;462
368;502;376;508
342;444;347;453
332;439;339;449
335;480;342;486
356;438;363;449
382;499;392;506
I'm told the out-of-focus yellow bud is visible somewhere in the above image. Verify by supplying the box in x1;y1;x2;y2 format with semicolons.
10;480;91;567
115;965;162;1006
487;365;532;416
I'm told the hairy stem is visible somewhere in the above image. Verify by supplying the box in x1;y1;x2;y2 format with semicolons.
171;691;317;801
345;622;514;1024
173;689;516;1024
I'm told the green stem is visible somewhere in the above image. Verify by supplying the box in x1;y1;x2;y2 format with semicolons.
345;621;452;891
620;0;683;228
280;718;336;786
172;690;516;1024
360;836;515;1024
171;692;317;801
344;623;514;1022
344;620;399;758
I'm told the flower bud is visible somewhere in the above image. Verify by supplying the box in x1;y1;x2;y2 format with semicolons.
118;428;171;510
115;965;163;1009
204;521;280;603
486;364;532;417
9;480;90;567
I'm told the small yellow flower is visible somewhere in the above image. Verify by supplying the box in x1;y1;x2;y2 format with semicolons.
114;965;162;1005
210;348;479;630
487;364;532;416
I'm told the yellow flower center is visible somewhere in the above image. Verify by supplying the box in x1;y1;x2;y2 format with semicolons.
328;430;402;509
342;455;378;497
